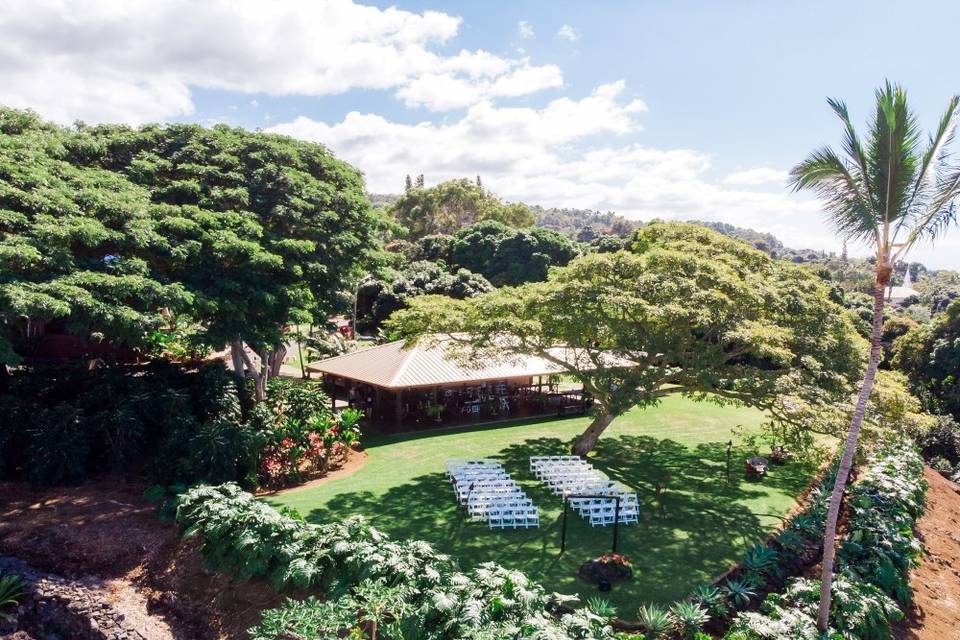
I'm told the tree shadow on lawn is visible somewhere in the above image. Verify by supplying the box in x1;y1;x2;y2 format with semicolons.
301;434;814;608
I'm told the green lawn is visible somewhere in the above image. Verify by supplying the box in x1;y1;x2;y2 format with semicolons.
267;396;814;615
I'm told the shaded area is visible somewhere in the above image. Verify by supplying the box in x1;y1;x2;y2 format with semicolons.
0;478;284;640
274;402;814;613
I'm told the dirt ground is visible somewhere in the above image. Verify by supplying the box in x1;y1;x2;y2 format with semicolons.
894;467;960;640
0;479;284;640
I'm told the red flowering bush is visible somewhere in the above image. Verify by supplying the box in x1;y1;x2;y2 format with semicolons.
251;381;364;488
597;553;632;568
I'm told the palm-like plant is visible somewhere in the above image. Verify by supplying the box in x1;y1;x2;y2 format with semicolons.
0;573;26;623
791;80;960;630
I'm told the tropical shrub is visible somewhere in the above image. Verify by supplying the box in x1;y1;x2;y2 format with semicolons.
0;361;250;486
723;441;925;639
0;573;26;624
837;443;926;604
177;483;615;639
741;544;779;577
907;413;960;468
0;362;355;489
691;584;729;618
636;603;673;639
726;576;901;640
669;600;710;638
249;379;360;487
722;578;757;609
25;404;92;486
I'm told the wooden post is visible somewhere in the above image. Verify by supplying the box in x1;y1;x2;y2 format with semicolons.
394;389;403;427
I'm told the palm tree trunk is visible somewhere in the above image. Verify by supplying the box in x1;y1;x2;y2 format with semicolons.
816;282;886;630
571;411;614;456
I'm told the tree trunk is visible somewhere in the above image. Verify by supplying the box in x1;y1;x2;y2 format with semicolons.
238;345;268;402
571;411;615;456
230;337;246;380
296;335;306;379
268;344;287;378
817;282;886;630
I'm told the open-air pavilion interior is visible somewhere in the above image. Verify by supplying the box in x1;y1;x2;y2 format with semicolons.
306;337;595;429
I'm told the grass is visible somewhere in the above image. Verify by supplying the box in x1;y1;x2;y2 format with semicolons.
267;396;815;615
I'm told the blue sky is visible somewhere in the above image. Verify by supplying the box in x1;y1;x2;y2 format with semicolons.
3;0;959;268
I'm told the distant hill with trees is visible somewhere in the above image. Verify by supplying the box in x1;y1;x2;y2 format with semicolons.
370;178;959;323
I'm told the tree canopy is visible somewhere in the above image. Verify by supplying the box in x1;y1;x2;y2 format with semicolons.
0;109;192;365
356;260;492;334
448;220;580;286
389;222;864;454
893;298;960;419
0;108;375;394
389;178;533;239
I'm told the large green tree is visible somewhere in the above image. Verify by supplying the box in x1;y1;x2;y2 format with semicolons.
0;109;191;366
389;178;533;239
893;298;960;419
85;121;373;399
389;222;863;455
449;220;580;286
0;109;375;400
356;260;492;334
790;82;960;630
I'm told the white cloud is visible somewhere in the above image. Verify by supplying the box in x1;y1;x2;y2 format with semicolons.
395;59;563;111
268;80;840;254
0;0;561;123
518;20;535;39
557;25;580;41
724;167;789;186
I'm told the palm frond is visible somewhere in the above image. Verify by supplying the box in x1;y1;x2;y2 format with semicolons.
867;81;921;236
790;147;877;244
906;94;959;210
901;173;960;253
828;97;875;207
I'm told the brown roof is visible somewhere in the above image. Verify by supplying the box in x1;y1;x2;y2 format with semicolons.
306;336;630;389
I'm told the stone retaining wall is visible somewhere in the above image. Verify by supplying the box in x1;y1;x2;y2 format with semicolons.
0;556;147;640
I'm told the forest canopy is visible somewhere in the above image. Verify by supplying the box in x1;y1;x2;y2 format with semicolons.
0;108;375;382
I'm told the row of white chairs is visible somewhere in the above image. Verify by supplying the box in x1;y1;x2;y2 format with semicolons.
570;493;640;526
531;456;640;527
488;504;539;529
447;459;540;529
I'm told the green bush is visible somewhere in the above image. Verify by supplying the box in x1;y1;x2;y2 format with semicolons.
723;441;925;640
669;600;709;638
177;483;616;640
727;576;901;640
0;362;255;487
26;405;91;486
837;443;926;604
0;363;351;489
908;413;960;467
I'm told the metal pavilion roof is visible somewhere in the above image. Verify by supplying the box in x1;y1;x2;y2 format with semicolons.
305;336;627;389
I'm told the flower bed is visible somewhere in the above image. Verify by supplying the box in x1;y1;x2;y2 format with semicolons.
579;553;634;587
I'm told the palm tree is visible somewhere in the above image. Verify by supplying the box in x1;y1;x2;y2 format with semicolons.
791;81;960;631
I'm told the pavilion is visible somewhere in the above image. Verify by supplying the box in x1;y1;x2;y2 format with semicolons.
306;336;599;429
